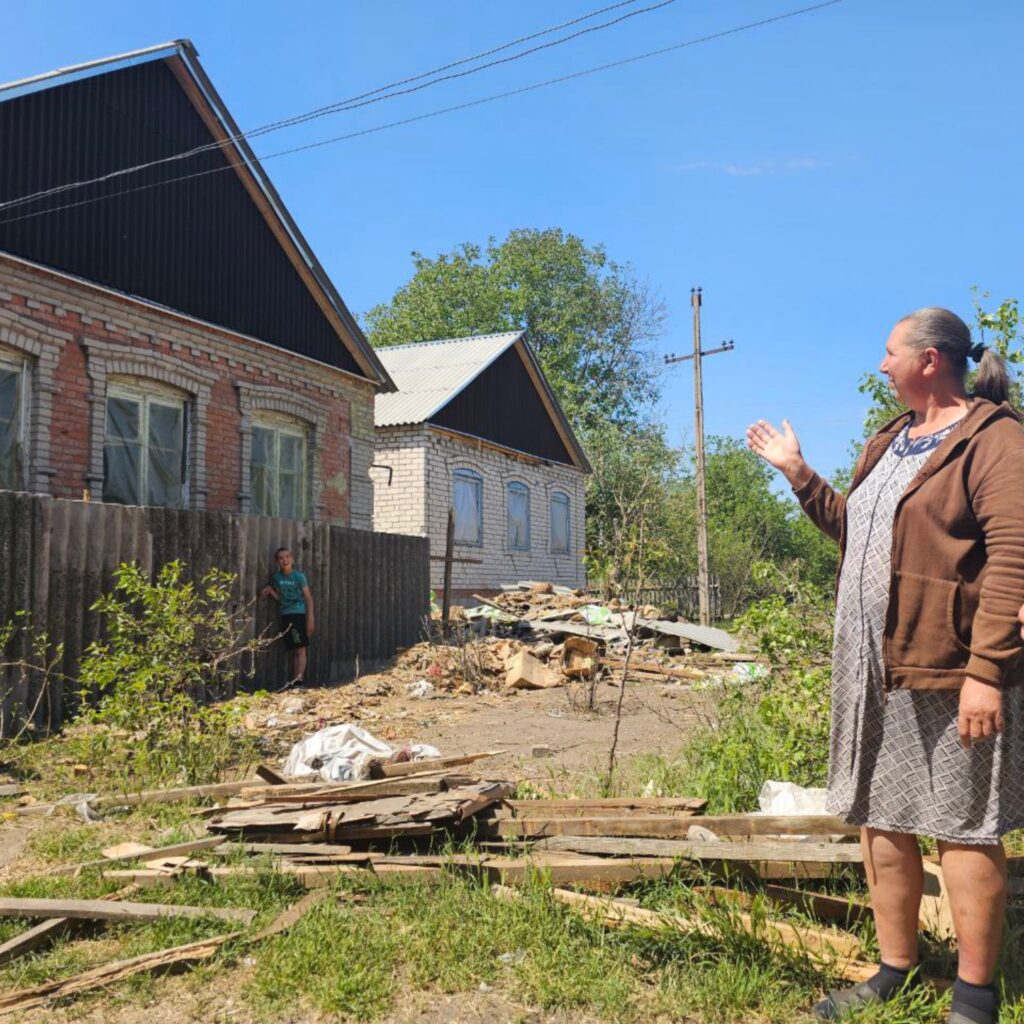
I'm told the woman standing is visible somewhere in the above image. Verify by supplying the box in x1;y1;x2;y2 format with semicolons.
748;308;1024;1023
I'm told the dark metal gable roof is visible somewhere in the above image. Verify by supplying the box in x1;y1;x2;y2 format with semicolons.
0;45;392;387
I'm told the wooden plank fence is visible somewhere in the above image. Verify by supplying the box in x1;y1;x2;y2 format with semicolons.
0;492;429;734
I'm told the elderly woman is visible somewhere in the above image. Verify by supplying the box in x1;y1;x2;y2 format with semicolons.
747;308;1024;1024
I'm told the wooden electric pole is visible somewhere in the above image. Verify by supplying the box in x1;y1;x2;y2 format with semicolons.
664;287;735;626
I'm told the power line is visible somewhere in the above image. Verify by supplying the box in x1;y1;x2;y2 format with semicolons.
0;0;847;229
0;0;671;214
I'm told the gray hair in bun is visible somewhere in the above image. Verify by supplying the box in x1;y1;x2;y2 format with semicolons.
898;306;1010;405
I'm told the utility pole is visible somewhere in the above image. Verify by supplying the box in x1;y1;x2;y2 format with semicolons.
664;287;735;626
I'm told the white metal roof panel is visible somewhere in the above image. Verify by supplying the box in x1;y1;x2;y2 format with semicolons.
373;331;523;427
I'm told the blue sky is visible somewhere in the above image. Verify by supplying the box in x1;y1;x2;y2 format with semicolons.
4;1;1022;478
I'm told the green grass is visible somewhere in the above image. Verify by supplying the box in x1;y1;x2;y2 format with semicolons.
0;859;1021;1023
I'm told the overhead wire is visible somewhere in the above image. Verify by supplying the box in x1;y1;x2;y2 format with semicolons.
0;0;672;214
0;0;847;229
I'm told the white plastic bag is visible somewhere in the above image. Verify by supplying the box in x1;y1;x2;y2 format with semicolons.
757;780;828;815
282;722;441;782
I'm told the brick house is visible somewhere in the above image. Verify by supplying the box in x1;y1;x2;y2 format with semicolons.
372;332;591;597
0;41;394;526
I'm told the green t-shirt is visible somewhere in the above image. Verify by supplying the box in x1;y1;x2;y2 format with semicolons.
272;569;309;615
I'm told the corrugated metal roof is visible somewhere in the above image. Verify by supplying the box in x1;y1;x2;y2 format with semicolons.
374;332;524;427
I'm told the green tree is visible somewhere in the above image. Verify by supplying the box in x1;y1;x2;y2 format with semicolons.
364;228;666;429
583;420;678;592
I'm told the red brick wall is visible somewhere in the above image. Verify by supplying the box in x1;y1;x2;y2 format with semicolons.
0;255;377;526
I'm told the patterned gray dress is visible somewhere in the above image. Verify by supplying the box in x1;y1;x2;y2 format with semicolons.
827;421;1024;844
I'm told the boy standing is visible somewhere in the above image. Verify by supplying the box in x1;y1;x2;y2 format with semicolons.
262;547;315;686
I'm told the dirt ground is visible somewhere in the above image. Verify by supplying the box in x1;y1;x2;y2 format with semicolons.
242;668;707;790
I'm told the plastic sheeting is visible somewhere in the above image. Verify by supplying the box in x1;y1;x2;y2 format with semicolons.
282;722;442;782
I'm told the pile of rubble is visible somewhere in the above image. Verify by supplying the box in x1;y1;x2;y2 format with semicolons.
407;580;751;695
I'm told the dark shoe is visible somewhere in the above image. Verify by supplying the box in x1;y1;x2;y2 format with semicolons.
813;981;883;1020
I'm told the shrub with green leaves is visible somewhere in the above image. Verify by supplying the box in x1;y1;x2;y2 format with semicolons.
677;563;834;813
75;560;267;787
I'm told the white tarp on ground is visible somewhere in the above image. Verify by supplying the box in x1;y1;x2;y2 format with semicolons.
282;723;441;782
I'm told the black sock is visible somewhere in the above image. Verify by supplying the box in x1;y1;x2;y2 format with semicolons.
866;962;917;999
952;978;998;1024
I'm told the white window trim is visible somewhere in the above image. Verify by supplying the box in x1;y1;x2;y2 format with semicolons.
453;467;484;547
104;382;188;508
507;480;531;552
549;490;571;554
0;352;29;491
250;414;309;519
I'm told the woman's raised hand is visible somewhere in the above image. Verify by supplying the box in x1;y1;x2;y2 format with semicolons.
746;419;804;472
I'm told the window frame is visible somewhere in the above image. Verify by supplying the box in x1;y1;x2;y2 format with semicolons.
506;480;531;551
452;467;484;547
103;382;188;509
250;415;309;519
549;490;571;554
0;352;28;492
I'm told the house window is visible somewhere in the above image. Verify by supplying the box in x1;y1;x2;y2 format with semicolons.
251;421;307;518
103;386;186;508
453;468;483;545
507;481;530;551
0;356;25;491
550;491;570;554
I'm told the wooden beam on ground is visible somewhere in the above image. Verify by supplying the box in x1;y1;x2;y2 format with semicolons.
213;842;356;857
255;764;289;786
0;897;256;926
532;836;863;864
89;779;260;811
599;658;705;681
0;932;232;1015
506;798;707;818
238;773;448;801
492;886;870;976
0;784;27;798
500;815;858;840
375;751;504;779
247;890;328;942
484;856;681;888
43;836;226;876
0;886;139;968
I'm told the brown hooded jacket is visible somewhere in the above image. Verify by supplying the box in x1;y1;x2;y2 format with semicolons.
794;398;1024;690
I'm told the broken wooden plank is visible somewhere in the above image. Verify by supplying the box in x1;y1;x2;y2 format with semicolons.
760;884;873;928
238;774;448;801
484;856;681;887
247;890;327;942
255;764;289;786
507;798;707;818
0;932;232;1014
599;658;705;680
0;897;256;925
531;836;863;863
498;815;857;840
920;860;955;941
43;836;227;876
89;778;260;811
213;841;355;857
0;784;27;799
374;751;504;779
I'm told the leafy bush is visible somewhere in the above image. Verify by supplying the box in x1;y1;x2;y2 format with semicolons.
74;561;268;787
677;564;834;813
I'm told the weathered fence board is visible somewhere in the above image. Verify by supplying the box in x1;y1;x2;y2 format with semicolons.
0;493;429;733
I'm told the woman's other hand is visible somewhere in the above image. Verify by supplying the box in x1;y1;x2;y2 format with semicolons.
746;419;811;487
958;677;1005;748
1019;602;1024;640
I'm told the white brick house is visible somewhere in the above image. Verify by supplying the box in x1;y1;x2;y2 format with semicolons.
372;332;590;598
